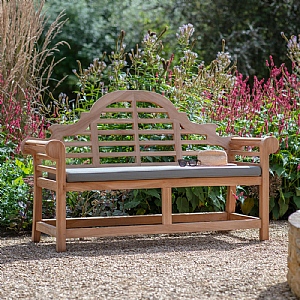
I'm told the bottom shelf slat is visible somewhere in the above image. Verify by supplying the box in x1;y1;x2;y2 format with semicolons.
64;219;261;239
36;221;57;237
36;212;261;239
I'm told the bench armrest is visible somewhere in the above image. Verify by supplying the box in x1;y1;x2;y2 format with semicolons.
229;136;279;153
21;139;66;181
21;138;66;160
228;136;279;166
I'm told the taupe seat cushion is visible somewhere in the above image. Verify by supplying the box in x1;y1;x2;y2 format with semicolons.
65;165;261;182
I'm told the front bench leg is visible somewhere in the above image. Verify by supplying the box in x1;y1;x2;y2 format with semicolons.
259;181;269;241
162;187;172;225
45;140;67;252
55;187;67;252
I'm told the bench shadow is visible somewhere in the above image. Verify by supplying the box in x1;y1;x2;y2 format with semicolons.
1;231;262;264
256;282;297;299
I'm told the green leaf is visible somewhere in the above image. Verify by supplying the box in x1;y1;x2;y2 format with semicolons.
15;159;24;169
272;165;285;177
190;196;200;211
136;208;146;215
154;198;161;207
192;187;206;204
296;187;300;197
283;191;293;199
124;199;141;209
281;150;292;167
176;197;189;213
177;187;186;194
293;196;300;209
13;176;24;185
209;187;224;210
14;158;31;174
241;197;255;215
272;203;280;220
186;188;194;202
279;200;289;218
269;197;275;210
144;189;160;199
278;190;289;217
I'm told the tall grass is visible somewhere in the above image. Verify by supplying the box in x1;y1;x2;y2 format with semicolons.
0;0;67;146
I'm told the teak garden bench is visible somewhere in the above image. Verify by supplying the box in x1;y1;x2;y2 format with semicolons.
21;90;279;252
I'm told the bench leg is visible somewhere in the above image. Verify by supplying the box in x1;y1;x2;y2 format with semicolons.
162;187;172;225
55;188;67;252
259;183;269;241
225;186;237;217
32;185;42;243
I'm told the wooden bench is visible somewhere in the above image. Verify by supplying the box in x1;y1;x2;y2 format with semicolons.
21;90;279;252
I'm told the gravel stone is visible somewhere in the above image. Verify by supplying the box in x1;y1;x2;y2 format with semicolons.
0;221;298;299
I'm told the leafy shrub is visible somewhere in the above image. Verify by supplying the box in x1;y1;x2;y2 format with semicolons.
66;190;128;217
0;133;33;232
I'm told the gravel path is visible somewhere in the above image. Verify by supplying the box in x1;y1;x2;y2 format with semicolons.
0;221;297;300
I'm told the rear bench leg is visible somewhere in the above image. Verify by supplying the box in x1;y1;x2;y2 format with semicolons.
226;186;237;218
32;184;42;243
162;187;172;225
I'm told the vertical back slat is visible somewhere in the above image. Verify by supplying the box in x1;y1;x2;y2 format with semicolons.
174;120;182;161
91;120;100;167
132;97;141;165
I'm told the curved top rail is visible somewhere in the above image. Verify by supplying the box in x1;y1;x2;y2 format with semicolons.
48;90;231;148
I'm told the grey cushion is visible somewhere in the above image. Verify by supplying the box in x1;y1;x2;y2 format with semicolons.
65;165;261;182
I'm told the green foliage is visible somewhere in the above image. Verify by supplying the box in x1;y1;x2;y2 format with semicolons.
70;25;235;123
269;134;300;219
175;187;225;213
66;190;128;217
0;133;33;232
43;0;162;95
43;0;299;96
123;187;226;215
124;189;162;215
175;0;299;77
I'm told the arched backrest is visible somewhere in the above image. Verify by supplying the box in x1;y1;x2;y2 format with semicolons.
49;90;231;167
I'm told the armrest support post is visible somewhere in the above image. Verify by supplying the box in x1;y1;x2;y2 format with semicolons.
228;136;279;240
45;140;67;252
